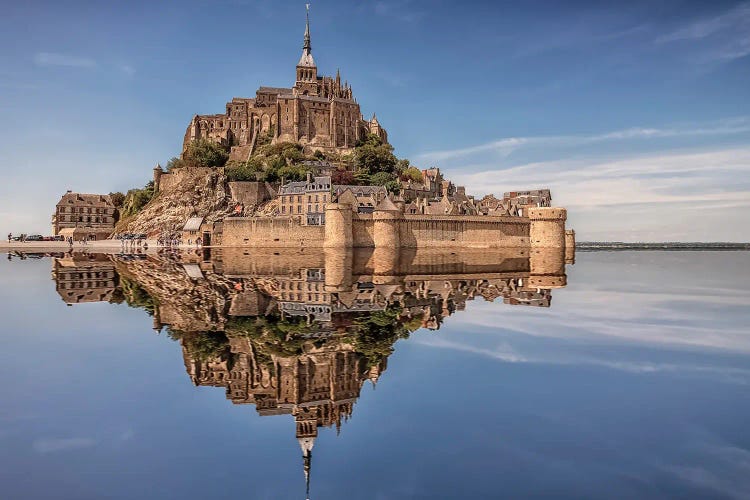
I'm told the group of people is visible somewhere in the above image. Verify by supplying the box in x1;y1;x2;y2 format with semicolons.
120;237;147;250
156;234;203;248
157;234;183;247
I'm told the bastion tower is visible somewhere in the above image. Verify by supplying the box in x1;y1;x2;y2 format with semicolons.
528;207;568;288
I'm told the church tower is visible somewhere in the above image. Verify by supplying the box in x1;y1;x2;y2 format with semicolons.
295;5;318;96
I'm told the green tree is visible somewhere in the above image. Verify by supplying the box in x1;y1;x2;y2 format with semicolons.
369;171;397;187
108;191;125;208
121;181;155;217
395;158;410;175
353;133;397;175
401;166;423;183
165;156;185;171
184;139;229;168
225;158;263;181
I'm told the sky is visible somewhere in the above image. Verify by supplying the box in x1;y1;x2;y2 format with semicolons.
0;0;748;241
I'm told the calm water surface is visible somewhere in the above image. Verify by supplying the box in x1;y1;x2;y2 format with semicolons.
1;249;749;499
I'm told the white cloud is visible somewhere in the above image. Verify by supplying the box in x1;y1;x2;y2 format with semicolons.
417;118;750;162
450;148;750;214
33;52;96;68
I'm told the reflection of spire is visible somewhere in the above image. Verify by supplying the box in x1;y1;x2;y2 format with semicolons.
298;436;315;500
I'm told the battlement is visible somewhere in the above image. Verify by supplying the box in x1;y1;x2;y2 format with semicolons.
527;207;567;221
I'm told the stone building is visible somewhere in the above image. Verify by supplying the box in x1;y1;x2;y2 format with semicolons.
52;191;118;240
476;189;552;217
277;175;387;225
182;7;387;160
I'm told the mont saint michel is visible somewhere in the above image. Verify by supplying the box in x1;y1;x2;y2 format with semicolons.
2;2;749;500
44;9;575;258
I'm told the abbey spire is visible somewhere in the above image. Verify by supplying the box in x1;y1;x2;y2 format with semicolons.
298;4;316;68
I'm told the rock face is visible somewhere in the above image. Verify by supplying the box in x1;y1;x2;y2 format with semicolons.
119;168;232;237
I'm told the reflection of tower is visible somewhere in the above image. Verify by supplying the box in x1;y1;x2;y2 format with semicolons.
296;416;317;500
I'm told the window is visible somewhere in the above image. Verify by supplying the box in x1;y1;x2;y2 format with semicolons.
282;206;286;214
308;204;311;212
298;205;302;213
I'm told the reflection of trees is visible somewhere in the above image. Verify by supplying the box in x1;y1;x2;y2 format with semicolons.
168;305;416;372
343;306;412;368
167;329;231;363
118;275;159;316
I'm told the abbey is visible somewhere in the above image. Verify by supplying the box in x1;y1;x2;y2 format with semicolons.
182;8;387;160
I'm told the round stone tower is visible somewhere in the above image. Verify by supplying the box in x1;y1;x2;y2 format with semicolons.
528;207;567;248
324;202;353;248
565;229;576;264
152;163;163;193
373;197;402;250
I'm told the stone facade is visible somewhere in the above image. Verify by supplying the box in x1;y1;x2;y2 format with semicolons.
52;191;117;240
52;254;118;304
182;8;387;159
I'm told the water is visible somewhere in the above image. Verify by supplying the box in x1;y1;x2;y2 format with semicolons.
1;249;749;499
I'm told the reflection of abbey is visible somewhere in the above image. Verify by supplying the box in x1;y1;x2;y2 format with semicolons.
182;8;387;160
46;245;573;495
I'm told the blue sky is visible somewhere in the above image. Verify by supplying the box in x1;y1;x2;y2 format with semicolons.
1;0;749;241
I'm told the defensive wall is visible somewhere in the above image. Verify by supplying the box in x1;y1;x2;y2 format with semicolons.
153;166;217;194
221;204;571;253
223;216;326;248
227;181;277;207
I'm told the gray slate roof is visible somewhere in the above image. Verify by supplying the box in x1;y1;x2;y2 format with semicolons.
183;217;203;232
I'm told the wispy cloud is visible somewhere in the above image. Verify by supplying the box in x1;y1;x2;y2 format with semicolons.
32;437;96;454
657;3;750;43
656;3;750;62
33;52;96;69
417;117;750;162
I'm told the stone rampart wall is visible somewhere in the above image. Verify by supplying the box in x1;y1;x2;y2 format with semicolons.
228;181;277;207
157;167;216;194
351;214;375;247
222;216;325;247
220;210;568;249
397;215;530;248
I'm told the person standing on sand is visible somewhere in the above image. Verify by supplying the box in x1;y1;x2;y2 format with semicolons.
7;233;11;243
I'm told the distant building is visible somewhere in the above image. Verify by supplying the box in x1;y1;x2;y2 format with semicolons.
52;191;118;240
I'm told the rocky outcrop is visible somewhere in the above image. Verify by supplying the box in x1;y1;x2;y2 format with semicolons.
118;168;233;237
